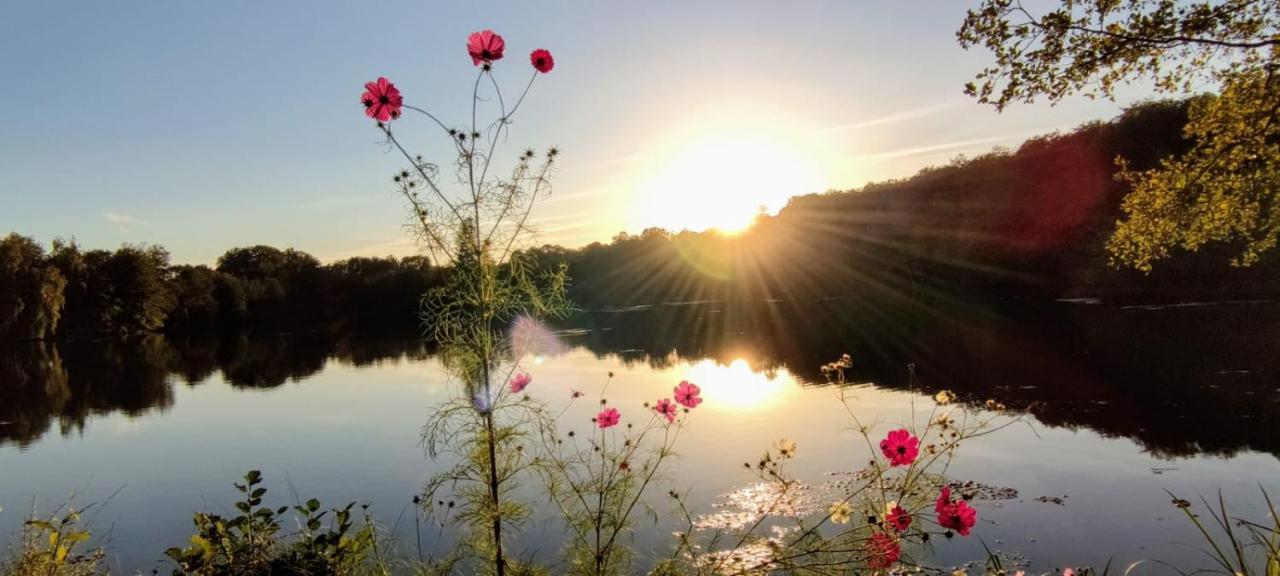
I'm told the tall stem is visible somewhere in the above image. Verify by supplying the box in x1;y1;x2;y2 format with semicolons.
482;359;506;576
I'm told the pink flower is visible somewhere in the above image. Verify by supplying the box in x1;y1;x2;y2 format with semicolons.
509;372;532;393
595;407;620;428
654;398;678;423
1062;570;1074;576
467;30;505;65
864;532;901;569
935;486;978;536
879;429;919;467
674;381;703;408
530;49;554;73
885;504;912;533
360;77;402;122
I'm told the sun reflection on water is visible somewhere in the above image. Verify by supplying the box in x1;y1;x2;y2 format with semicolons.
677;358;796;411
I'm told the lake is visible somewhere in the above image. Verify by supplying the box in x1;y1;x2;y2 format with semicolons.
2;299;1279;574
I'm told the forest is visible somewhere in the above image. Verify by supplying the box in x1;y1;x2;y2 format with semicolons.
4;99;1278;342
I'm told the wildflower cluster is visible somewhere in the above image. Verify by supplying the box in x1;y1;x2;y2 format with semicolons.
533;373;706;575
662;354;1017;574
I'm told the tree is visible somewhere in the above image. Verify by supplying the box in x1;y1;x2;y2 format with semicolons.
0;233;66;340
958;0;1280;271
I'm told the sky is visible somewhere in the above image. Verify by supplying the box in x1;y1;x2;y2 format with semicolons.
0;1;1143;265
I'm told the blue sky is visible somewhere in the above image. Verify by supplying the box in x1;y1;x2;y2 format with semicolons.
0;1;1139;265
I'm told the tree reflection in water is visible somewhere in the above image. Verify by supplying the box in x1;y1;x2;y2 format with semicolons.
2;299;1278;458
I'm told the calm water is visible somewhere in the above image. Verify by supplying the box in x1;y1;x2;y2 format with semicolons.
2;300;1279;574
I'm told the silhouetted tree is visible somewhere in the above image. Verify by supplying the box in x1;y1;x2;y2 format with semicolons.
0;233;67;340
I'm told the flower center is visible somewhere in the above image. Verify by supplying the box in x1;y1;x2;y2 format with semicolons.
378;95;390;105
897;446;906;454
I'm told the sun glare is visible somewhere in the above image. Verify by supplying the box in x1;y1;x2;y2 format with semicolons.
680;358;795;411
636;134;827;234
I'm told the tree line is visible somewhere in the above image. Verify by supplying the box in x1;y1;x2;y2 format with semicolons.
521;99;1280;309
5;99;1279;342
0;239;439;340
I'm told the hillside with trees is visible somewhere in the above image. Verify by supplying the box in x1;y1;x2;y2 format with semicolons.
3;99;1278;342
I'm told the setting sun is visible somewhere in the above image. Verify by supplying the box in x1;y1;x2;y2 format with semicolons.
635;134;827;234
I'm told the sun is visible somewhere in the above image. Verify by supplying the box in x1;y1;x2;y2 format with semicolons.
635;133;827;234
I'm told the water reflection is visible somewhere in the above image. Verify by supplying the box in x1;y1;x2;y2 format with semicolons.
678;358;796;411
2;299;1278;459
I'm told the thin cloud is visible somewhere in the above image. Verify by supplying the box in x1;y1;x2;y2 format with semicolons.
824;100;969;134
562;153;644;172
528;211;592;225
850;129;1048;162
540;188;610;204
102;212;141;232
315;236;417;263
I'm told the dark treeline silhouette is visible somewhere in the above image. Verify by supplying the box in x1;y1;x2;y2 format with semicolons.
4;99;1278;342
0;238;440;341
521;100;1280;309
2;298;1277;459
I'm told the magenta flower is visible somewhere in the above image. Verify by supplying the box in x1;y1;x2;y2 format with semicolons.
865;532;901;569
654;398;678;423
673;381;703;408
935;486;978;536
530;49;554;73
595;407;620;428
360;77;402;122
509;372;532;393
885;504;912;533
879;428;919;467
467;30;505;65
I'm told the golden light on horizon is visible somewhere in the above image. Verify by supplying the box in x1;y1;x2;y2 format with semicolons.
680;358;795;411
635;134;827;234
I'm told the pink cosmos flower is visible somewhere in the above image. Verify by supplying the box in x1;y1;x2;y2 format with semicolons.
654;398;678;423
467;30;505;65
865;532;901;569
596;407;620;428
879;429;919;467
674;381;703;408
935;486;978;536
361;77;402;122
509;372;532;393
530;49;554;73
1062;570;1074;576
886;504;912;533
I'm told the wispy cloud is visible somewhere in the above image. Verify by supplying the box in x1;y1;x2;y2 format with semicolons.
824;100;969;134
540;188;611;204
849;129;1048;163
562;153;644;172
102;211;141;233
528;211;592;225
315;236;417;263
